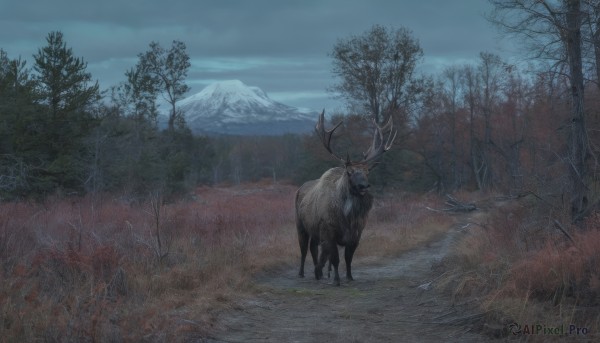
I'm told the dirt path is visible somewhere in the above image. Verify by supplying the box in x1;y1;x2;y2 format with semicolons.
205;220;494;342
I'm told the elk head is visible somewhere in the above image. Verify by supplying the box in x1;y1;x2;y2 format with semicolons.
315;110;397;196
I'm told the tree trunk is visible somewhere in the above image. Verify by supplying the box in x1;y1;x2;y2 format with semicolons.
168;101;176;131
593;3;600;91
565;0;589;221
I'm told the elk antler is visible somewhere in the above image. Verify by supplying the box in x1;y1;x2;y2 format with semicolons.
361;116;397;165
315;110;346;163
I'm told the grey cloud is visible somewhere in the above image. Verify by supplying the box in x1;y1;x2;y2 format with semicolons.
0;0;513;111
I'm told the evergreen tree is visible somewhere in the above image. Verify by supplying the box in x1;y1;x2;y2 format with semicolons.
0;49;43;197
31;31;100;193
0;50;38;153
34;31;99;118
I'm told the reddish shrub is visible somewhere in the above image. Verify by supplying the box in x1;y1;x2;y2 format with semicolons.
503;223;600;303
1;184;438;340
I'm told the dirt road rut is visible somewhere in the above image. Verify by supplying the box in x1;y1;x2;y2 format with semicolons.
206;222;494;342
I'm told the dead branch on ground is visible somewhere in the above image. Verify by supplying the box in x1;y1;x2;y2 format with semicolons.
426;194;477;213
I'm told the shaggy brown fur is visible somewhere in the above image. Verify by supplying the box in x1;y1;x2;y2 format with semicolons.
295;165;373;286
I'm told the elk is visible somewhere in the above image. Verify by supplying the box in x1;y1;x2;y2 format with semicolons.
295;110;396;286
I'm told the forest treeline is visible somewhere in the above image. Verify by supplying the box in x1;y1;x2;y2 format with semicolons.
0;30;431;200
2;1;600;221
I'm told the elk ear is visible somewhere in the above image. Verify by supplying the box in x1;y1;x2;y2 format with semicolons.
345;163;356;177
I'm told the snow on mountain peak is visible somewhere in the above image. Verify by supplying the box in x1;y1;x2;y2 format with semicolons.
181;79;272;109
175;80;317;135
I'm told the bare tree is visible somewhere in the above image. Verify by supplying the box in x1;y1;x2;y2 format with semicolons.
146;191;171;264
499;68;531;192
478;52;506;190
581;1;600;86
461;65;484;190
442;66;461;190
489;0;590;220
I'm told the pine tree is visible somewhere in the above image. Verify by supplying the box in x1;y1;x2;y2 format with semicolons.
34;31;99;118
0;49;43;197
32;31;100;193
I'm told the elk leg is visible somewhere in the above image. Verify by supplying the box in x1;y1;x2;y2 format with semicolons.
316;242;329;280
297;230;309;278
344;243;358;281
309;236;319;271
329;242;341;286
327;246;339;278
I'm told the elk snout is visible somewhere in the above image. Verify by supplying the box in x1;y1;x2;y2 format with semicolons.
357;183;370;195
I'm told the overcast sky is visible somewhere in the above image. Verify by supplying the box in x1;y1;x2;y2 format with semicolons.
0;0;516;112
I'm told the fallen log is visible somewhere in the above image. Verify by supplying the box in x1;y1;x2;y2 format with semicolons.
426;194;477;213
443;194;477;212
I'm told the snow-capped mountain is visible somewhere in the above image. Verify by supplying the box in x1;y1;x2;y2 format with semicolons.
170;80;317;135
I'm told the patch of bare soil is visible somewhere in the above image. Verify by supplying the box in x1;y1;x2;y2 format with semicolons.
202;217;497;342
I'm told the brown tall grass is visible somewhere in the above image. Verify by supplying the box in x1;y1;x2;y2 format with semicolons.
0;183;449;341
363;192;453;258
438;195;600;337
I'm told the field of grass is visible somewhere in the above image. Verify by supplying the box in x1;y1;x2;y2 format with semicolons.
436;194;600;339
0;183;450;342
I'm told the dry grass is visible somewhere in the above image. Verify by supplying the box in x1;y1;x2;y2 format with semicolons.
360;192;454;258
436;194;600;338
0;183;447;341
